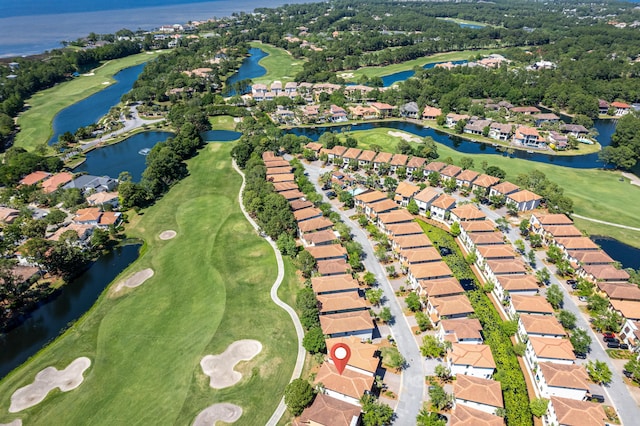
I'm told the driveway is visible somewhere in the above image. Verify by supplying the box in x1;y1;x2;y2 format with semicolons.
298;159;426;425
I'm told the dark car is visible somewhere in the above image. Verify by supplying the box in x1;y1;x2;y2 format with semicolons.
620;343;630;350
624;370;633;378
439;247;452;256
590;394;605;403
326;190;336;199
575;352;587;359
567;279;577;286
603;336;618;343
607;341;621;348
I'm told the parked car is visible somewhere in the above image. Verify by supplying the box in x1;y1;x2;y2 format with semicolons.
439;247;452;256
567;279;577;286
578;296;588;302
607;341;620;348
624;370;633;378
603;332;616;339
325;190;336;199
620;343;630;350
603;337;619;343
575;352;587;359
590;394;605;403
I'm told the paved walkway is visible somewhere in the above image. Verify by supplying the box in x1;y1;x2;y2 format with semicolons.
622;172;640;187
232;161;305;426
572;214;640;232
300;159;426;425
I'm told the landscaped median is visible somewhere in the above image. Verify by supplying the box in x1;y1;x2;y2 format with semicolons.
0;143;298;425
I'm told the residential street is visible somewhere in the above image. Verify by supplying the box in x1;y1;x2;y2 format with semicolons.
474;202;638;425
298;159;426;425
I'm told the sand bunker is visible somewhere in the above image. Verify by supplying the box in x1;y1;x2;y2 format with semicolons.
193;403;242;426
339;72;354;78
9;357;91;413
82;72;95;76
200;340;262;389
0;420;22;426
101;81;110;85
114;268;154;292
388;130;422;143
159;230;177;240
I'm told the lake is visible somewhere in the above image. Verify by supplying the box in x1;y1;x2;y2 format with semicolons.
0;244;141;379
225;47;268;95
591;236;640;270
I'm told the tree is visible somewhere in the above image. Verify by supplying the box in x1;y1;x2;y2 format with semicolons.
558;310;577;329
546;245;563;264
383;176;398;192
506;202;519;216
366;289;384;308
90;227;110;249
586;360;612;385
381;346;405;371
529;233;543;248
434;364;451;382
284;379;315;416
361;395;394;426
624;359;640;384
420;335;445;358
379;307;393;324
407;199;419;215
427;171;440;187
546;284;563;309
519;219;530;236
428;384;452;411
416;408;446;426
485;165;506;179
375;244;389;262
513;342;527;356
362;271;376;286
529;398;549;417
302;326;326;354
405;292;421;312
297;250;316;278
386;265;397;278
459;157;474;170
514;239;526;254
338;191;354;208
416;311;431;331
570;328;592;355
495;217;510;232
450;221;461;237
527;250;537;266
556;259;573;277
277;233;299;257
443;178;457;194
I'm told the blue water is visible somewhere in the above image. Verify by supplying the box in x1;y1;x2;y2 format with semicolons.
225;47;268;95
382;59;468;87
0;244;141;379
75;131;173;181
202;130;242;142
592;237;640;270
459;23;485;29
289;120;614;169
49;63;146;145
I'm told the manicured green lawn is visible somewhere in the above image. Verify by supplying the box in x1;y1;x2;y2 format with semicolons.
342;49;510;81
337;128;640;248
15;51;167;152
209;115;238;131
248;42;305;84
0;143;298;425
436;17;492;27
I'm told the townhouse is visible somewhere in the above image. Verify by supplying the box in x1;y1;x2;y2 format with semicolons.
430;193;457;222
393;181;420;207
437;318;484;345
536;363;590;401
313;362;374;405
508;294;555;319
453;374;504;415
413;187;441;216
493;275;539;301
544;396;607;426
447;343;496;379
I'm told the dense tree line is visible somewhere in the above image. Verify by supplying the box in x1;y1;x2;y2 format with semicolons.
600;113;640;169
0;148;63;185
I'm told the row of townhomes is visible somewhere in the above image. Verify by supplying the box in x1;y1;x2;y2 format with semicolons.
322;143;613;425
6;170;121;277
263;151;385;425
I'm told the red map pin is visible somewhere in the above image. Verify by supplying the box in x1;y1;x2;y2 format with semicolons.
330;343;351;375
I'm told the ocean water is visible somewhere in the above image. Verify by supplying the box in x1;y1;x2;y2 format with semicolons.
0;0;312;57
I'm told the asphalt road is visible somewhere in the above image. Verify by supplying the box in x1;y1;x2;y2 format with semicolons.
299;159;426;425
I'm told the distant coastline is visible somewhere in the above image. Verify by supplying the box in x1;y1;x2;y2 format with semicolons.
0;0;312;58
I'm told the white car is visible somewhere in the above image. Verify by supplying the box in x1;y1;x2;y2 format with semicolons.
578;296;588;302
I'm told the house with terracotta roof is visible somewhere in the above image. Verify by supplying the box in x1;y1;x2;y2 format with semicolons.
19;171;51;186
300;229;337;247
426;294;474;324
437;318;483;345
422;106;442;120
430;193;456;222
42;172;74;194
406;157;426;175
290;200;313;212
325;336;380;376
508;294;555;319
304;142;323;153
342;148;363;167
439;165;463;182
580;264;630;283
391;233;432;252
268;173;296;183
354;190;387;210
262;151;277;162
399;247;441;267
554;237;600;256
367;199;399;219
518;314;566;341
525;336;575;367
47;224;93;245
493;275;539;301
510;106;541;115
317;291;368;315
317;259;351;276
385;222;424;238
488;181;519;199
476;245;517;269
545;396;607;426
393;181;420;206
465;232;505;253
608;299;640;321
446;113;470;127
506;189;542;212
611;101;631;116
389;154;408;173
540;225;583;243
274;182;298;192
294;207;323;223
312;275;360;295
471;174;500;194
483;258;527;285
281;189;305;201
314;362;374;407
74;207;102;226
298;217;334;234
319;310;375;339
86;191;119;208
455;170;480;189
449;404;504;426
349;105;378;120
414;187;441;216
488;122;512;141
372;152;392;171
0;207;20;224
370;102;395;117
327;145;348;162
514;126;544;148
453;374;504;415
530;213;573;232
419;277;464;299
536;363;590;401
377;210;414;232
424;161;447;175
306;244;347;262
407;261;453;288
98;211;121;228
566;250;614;268
266;165;293;176
330;105;348;123
447;343;496;379
459;221;496;250
450;204;486;223
295;393;361;426
357;150;377;167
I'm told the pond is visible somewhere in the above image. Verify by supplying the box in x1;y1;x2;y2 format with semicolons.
49;63;146;145
202;130;242;142
225;47;267;95
288;120;613;169
0;244;141;380
591;236;640;270
381;59;468;87
74;131;172;181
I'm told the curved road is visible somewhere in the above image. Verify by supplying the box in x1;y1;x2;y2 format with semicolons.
232;160;306;426
299;159;426;425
